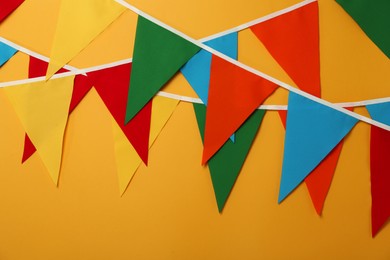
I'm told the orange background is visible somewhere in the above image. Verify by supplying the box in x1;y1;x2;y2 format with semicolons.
0;0;389;259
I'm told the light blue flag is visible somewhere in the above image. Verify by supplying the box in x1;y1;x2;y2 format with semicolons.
181;32;238;142
366;102;390;125
0;42;17;67
181;32;238;105
278;92;358;203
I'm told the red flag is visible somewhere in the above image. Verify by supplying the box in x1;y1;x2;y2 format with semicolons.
278;109;345;215
88;63;152;165
0;0;24;23
251;1;320;97
202;55;277;164
21;133;36;163
370;125;390;237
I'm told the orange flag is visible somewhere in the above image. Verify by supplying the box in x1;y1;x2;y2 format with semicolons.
202;55;278;164
250;1;320;97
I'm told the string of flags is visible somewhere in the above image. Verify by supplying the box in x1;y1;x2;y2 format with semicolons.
0;0;389;237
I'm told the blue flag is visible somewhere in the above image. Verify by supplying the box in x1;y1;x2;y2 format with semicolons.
0;42;17;67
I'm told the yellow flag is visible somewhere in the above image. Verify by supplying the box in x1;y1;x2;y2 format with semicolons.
113;96;179;195
46;0;125;79
4;76;75;185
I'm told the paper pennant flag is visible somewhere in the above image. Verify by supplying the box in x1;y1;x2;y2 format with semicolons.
279;92;358;202
336;0;390;58
202;55;278;164
46;0;125;79
181;32;238;105
114;96;179;195
0;42;17;67
367;102;390;236
250;1;321;97
194;103;264;212
278;110;345;215
88;63;152;165
4;76;75;185
125;16;201;123
0;0;24;23
21;57;88;164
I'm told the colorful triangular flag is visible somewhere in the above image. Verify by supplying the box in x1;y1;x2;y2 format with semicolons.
0;0;24;23
46;0;125;79
279;92;358;202
202;55;278;164
125;15;201;123
0;42;17;67
278;110;345;215
4;76;75;185
88;63;152;164
114;96;179;195
251;1;321;97
367;102;390;237
181;32;238;105
336;0;390;58
194;103;265;212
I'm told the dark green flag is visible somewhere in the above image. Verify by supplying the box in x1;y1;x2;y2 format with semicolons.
336;0;390;58
125;16;201;123
193;104;265;212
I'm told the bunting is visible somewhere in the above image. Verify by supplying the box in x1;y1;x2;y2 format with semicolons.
194;104;265;212
125;16;200;123
46;0;125;79
202;55;278;164
279;92;358;202
4;76;74;185
367;103;390;237
0;0;24;23
0;42;17;67
250;1;321;97
336;0;390;58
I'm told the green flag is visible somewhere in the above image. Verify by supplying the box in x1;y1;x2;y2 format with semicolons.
126;16;200;123
193;104;265;212
336;0;390;58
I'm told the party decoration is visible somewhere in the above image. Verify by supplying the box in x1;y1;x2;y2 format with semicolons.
46;0;125;79
0;42;17;67
115;96;179;195
251;1;321;97
278;110;345;215
336;0;390;58
181;32;238;104
279;92;358;202
0;0;24;23
88;63;152;164
4;76;75;185
202;55;278;164
367;103;390;237
125;16;201;123
194;103;265;212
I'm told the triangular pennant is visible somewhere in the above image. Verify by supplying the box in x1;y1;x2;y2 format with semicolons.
88;63;151;164
114;96;179;195
46;0;125;79
202;55;278;164
194;103;265;212
279;92;358;202
278;109;347;215
336;0;390;58
0;0;24;23
367;102;390;236
4;76;74;185
250;1;321;97
125;16;201;123
369;125;390;237
0;42;17;67
21;57;89;164
181;32;238;105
